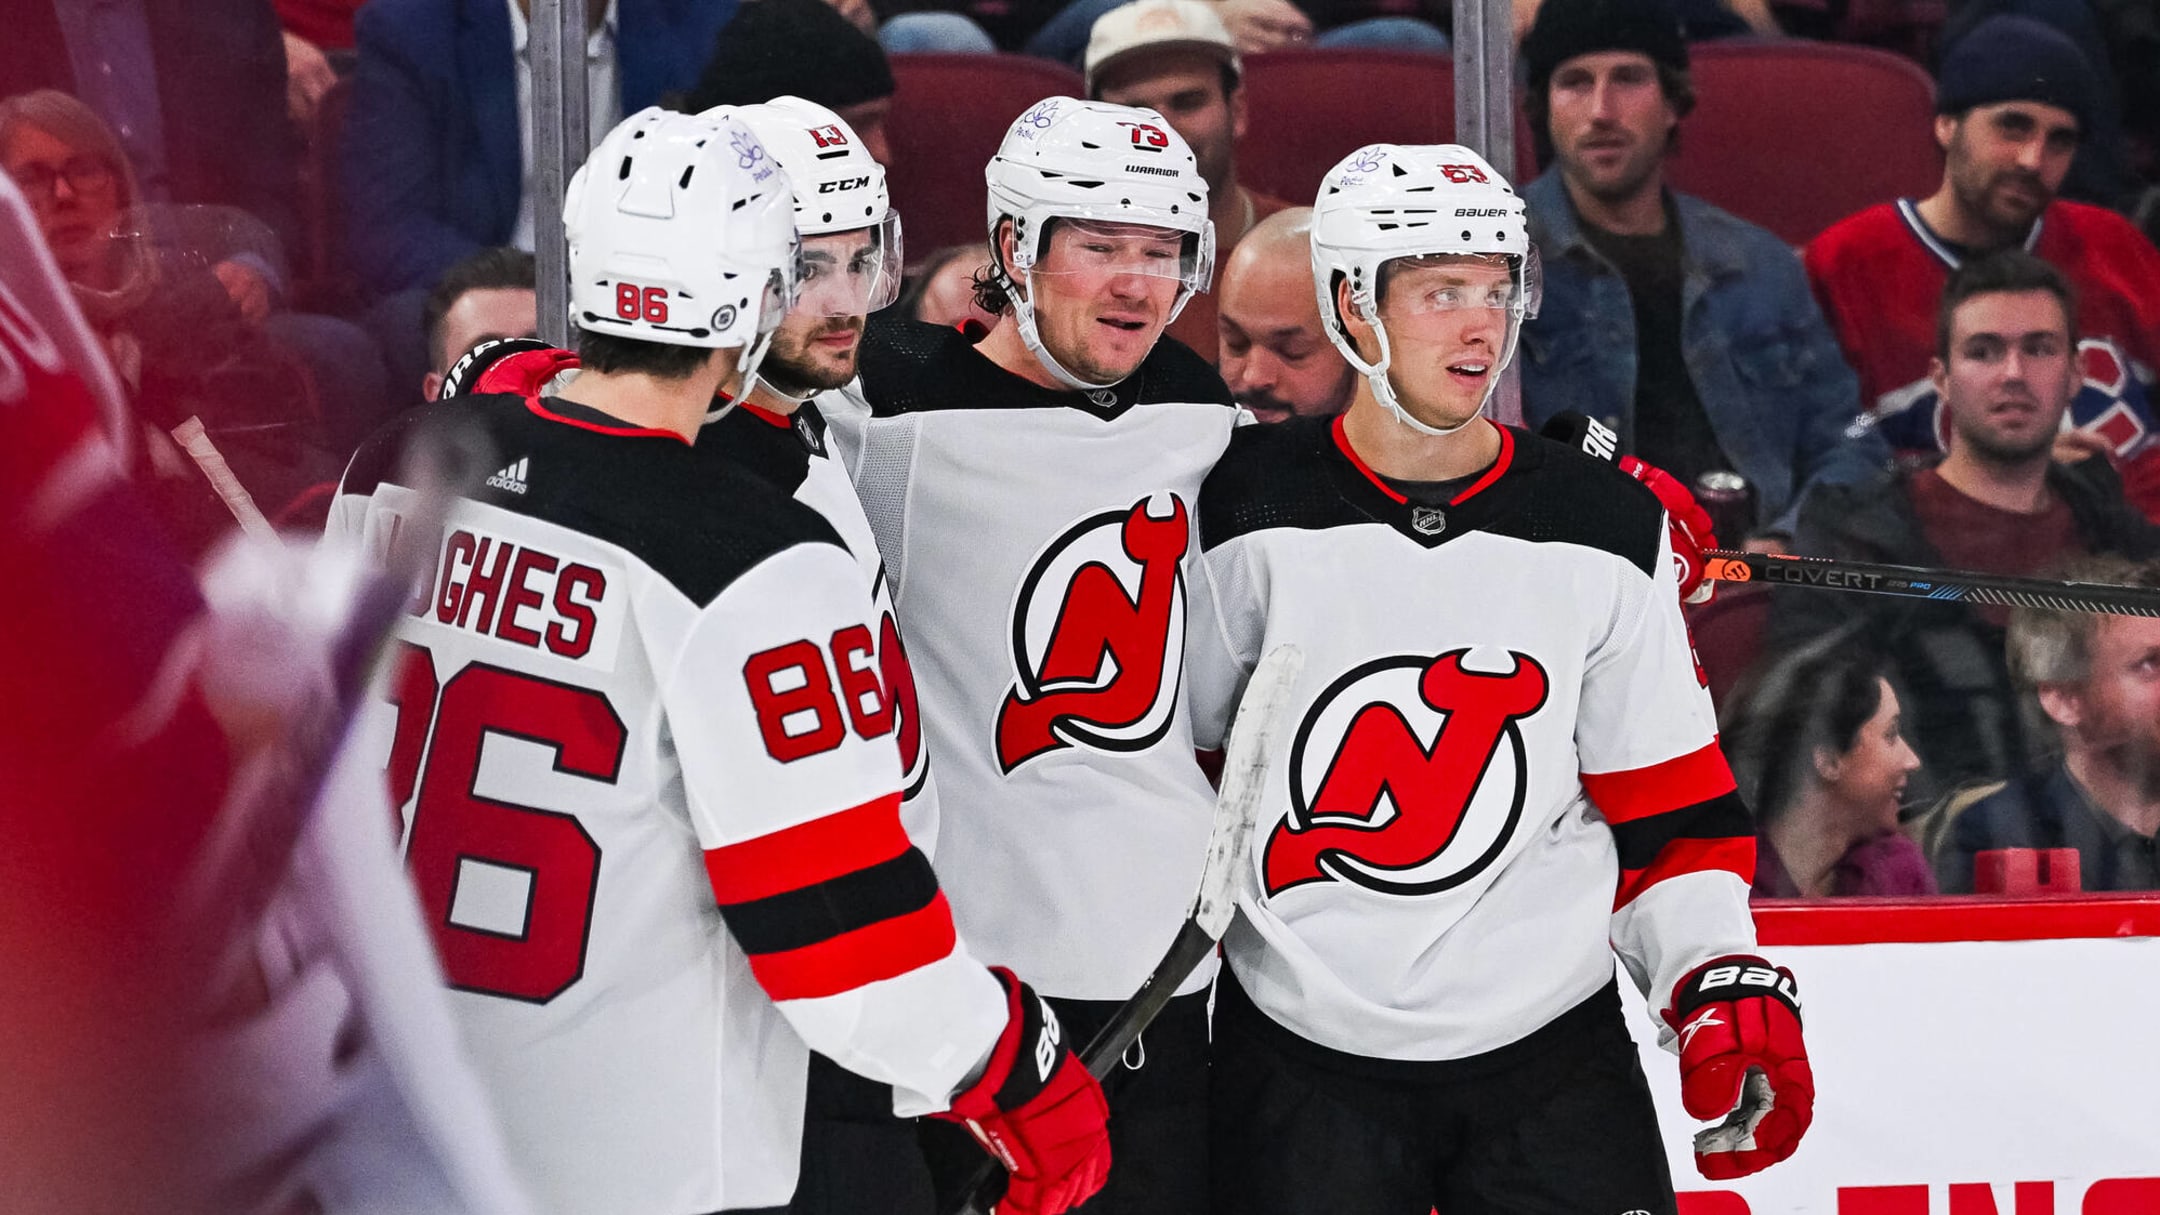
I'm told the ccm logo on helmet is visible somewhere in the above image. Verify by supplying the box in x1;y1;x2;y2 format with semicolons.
818;177;872;193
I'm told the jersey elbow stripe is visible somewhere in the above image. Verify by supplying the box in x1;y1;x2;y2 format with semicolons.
705;793;910;904
1608;791;1753;872
1582;742;1737;825
1615;831;1757;910
745;891;960;1002
720;847;943;955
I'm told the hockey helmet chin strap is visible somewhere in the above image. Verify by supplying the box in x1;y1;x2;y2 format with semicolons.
1340;286;1521;439
704;327;782;424
998;220;1199;394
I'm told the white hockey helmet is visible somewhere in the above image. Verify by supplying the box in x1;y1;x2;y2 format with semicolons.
984;96;1215;389
732;96;905;316
565;106;799;382
1310;143;1541;435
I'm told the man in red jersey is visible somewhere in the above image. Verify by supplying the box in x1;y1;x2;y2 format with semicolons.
1805;14;2160;518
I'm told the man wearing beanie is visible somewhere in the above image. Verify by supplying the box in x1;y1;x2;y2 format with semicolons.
1805;13;2160;520
1516;0;1884;541
686;0;898;164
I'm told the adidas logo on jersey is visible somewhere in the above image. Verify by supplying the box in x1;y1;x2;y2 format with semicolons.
486;457;530;495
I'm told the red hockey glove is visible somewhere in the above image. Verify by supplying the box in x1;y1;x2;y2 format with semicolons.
439;337;578;400
1662;955;1814;1180
1619;455;1718;605
933;968;1111;1215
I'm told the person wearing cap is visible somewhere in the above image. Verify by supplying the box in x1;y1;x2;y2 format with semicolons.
1085;0;1291;362
1805;12;2160;520
686;0;898;165
1513;0;1883;543
1215;206;1356;422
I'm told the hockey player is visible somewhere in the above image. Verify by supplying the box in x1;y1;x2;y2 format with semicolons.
1186;145;1815;1213
714;96;945;1215
333;107;1110;1215
834;97;1237;1213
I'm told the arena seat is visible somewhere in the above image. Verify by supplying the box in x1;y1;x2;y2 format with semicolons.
885;54;1084;258
1685;581;1772;711
1666;40;1942;247
1235;50;1537;205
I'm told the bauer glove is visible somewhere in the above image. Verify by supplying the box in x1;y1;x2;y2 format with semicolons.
1619;455;1718;605
933;968;1112;1215
1663;955;1814;1179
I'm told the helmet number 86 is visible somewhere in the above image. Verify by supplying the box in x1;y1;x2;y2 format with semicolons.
615;282;670;324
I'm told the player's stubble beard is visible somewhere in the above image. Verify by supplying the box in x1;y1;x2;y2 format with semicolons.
760;314;865;398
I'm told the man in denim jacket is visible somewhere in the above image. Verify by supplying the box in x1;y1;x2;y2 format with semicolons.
1515;0;1886;541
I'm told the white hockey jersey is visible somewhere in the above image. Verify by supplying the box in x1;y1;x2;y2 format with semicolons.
700;396;938;849
331;394;1005;1214
836;320;1240;1002
1187;416;1758;1062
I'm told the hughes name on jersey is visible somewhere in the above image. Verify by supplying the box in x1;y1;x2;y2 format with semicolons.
830;319;1239;1002
1187;417;1758;1061
1805;199;2160;515
700;396;937;846
331;394;1004;1213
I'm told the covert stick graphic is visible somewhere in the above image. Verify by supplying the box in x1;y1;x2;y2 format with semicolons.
1699;549;2160;618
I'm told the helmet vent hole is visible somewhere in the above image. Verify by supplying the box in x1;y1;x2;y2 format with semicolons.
678;166;695;189
617;156;633;180
1391;163;1409;177
731;198;748;211
1080;141;1101;150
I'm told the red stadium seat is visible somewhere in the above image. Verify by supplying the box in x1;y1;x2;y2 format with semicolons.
1666;40;1942;247
885;54;1084;259
1235;50;1537;206
1685;581;1772;711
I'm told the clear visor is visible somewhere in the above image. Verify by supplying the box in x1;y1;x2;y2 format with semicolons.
753;264;793;337
1029;217;1208;290
1370;248;1540;343
793;214;905;318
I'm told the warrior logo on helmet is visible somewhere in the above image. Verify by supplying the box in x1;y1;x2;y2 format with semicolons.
1264;649;1548;898
995;493;1190;773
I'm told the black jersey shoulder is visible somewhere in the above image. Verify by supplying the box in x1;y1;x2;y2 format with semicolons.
349;393;846;607
1199;419;1666;576
695;403;814;498
857;316;1234;419
1199;416;1364;551
1482;433;1666;577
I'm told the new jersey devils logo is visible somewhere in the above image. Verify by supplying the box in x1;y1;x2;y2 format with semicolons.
872;569;929;797
1265;649;1548;897
995;494;1190;773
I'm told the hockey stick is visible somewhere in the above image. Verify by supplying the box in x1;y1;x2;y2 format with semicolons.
1533;411;2160;618
179;419;494;960
1699;548;2160;617
950;643;1306;1215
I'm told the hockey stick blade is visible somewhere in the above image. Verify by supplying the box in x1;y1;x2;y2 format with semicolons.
950;644;1303;1215
1700;549;2160;618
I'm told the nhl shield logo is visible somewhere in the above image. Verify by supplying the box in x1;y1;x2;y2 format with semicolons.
1411;506;1447;536
1265;649;1548;898
995;493;1190;773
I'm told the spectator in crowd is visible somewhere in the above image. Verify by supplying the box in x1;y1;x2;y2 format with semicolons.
1032;0;1448;68
1515;0;1887;541
1722;640;1935;898
1084;0;1289;363
1939;0;2139;214
1805;15;2160;520
1214;206;1352;422
899;244;1002;332
1937;554;2160;892
1;89;345;548
4;0;306;321
275;0;364;52
343;0;735;299
1775;251;2160;797
421;247;539;406
685;0;895;165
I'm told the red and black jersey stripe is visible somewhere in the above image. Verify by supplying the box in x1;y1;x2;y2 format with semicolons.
1583;742;1756;908
705;794;957;1001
